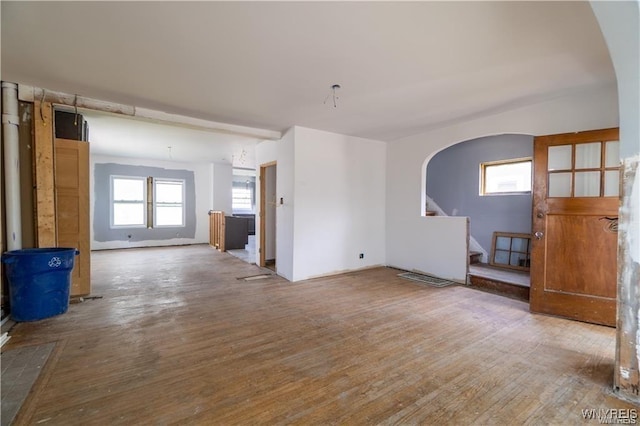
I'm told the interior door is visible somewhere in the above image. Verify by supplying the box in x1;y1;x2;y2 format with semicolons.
54;138;91;296
530;128;619;326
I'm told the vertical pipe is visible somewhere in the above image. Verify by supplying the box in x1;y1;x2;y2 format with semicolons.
2;82;22;250
147;176;153;228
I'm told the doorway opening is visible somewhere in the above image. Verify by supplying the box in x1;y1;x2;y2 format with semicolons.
259;162;277;271
424;134;534;301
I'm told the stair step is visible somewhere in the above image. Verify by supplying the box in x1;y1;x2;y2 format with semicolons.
468;274;530;302
469;251;482;264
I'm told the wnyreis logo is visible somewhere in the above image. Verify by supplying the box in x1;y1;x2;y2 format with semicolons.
582;409;638;424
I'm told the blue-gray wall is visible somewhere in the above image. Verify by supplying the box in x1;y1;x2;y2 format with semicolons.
94;163;196;242
426;134;533;255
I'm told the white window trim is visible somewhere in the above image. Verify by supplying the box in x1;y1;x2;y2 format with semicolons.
110;175;147;229
479;157;533;196
153;178;186;228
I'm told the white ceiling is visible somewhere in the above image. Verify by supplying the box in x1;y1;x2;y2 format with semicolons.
2;1;614;158
81;110;260;167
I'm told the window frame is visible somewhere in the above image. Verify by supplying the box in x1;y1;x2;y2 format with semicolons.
480;157;533;196
489;231;531;271
153;178;186;228
110;175;147;229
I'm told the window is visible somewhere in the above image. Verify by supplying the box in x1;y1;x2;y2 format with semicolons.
547;140;620;198
154;179;185;227
232;185;253;213
480;158;532;195
490;232;531;271
111;176;146;227
110;176;185;228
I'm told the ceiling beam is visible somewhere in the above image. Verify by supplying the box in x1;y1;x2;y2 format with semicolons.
17;84;282;141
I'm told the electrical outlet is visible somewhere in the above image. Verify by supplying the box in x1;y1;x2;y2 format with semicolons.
359;253;364;259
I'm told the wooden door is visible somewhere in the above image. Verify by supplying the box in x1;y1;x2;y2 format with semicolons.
54;138;90;296
530;128;619;326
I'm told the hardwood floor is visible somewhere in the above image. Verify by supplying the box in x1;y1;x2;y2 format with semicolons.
4;245;635;424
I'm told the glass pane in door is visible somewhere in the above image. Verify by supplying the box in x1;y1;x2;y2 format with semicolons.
548;173;572;197
605;141;620;168
574;171;601;197
548;145;572;170
575;142;601;169
604;170;620;197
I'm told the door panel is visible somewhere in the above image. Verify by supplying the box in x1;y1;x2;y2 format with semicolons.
530;128;619;326
54;138;90;296
544;215;617;297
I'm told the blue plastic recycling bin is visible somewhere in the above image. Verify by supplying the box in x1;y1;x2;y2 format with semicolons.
1;248;79;322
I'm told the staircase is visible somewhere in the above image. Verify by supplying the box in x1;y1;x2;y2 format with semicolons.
467;263;530;302
469;251;482;264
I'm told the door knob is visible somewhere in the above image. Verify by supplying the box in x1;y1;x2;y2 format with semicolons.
534;231;544;240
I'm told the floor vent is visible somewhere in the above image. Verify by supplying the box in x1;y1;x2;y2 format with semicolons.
397;272;456;288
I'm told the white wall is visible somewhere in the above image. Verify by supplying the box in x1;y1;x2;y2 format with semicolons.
90;154;212;250
591;1;639;263
211;162;232;214
291;126;386;281
386;83;619;281
255;134;295;281
276;129;296;281
255;126;387;282
591;2;640;160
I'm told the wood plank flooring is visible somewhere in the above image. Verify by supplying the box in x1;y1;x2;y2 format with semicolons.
3;245;636;425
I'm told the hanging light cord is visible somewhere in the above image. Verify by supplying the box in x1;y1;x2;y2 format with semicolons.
323;84;341;108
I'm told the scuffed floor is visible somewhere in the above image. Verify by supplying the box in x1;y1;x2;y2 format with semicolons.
1;342;55;426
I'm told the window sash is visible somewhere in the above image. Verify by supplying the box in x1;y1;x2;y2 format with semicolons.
154;179;185;227
111;176;146;228
480;158;532;195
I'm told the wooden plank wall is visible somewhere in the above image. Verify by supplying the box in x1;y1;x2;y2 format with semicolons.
33;101;57;247
209;211;225;252
54;138;91;296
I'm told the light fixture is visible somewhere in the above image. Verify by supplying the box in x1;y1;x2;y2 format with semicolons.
324;84;341;108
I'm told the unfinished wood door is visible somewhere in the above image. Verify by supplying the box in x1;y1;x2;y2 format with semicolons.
54;138;90;296
530;128;619;326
